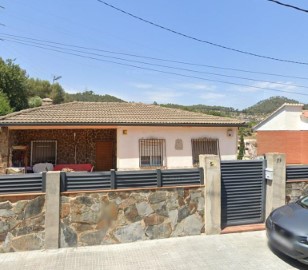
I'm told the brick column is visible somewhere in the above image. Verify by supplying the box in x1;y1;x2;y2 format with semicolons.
265;153;286;218
0;127;9;174
199;155;221;235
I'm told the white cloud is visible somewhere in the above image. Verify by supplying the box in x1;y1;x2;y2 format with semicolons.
236;81;298;93
130;83;154;89
177;83;216;91
128;82;185;103
200;93;226;100
144;89;184;103
62;85;78;94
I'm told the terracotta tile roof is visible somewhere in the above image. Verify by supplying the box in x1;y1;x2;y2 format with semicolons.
0;102;245;127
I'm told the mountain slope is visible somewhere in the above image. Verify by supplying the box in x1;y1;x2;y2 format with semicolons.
64;91;124;103
160;103;238;117
242;96;300;114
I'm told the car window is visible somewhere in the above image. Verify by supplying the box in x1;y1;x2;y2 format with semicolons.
299;196;308;207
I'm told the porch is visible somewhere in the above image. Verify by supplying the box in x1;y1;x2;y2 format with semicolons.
7;128;117;172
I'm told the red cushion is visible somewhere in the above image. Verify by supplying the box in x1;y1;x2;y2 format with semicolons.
53;164;93;172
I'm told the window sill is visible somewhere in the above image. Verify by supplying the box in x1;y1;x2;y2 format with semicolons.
139;166;166;170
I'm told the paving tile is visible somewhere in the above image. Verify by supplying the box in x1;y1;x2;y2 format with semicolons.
0;231;305;270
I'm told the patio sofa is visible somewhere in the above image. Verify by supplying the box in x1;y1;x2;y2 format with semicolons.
53;164;94;172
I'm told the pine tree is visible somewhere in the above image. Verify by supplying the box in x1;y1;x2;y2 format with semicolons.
0;91;12;116
0;59;28;111
237;134;245;160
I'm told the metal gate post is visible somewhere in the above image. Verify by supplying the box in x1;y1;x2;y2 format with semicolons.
199;154;221;235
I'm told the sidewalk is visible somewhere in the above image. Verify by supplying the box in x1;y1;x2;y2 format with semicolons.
0;231;305;270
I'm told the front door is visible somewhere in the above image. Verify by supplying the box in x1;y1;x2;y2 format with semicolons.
95;141;114;171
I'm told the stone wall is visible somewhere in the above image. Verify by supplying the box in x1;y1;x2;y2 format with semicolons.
286;181;308;203
60;187;204;247
0;127;9;174
0;195;45;252
10;129;116;167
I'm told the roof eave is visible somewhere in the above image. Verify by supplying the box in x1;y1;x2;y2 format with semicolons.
0;122;246;128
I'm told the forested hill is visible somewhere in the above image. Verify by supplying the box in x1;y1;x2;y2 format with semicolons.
65;91;124;103
242;96;300;114
160;104;238;117
160;96;304;118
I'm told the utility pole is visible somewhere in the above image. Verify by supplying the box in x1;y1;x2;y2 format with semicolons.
52;75;62;84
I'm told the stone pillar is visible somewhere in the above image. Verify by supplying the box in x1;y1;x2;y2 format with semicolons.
45;171;61;249
265;153;286;218
0;127;9;174
199;155;221;235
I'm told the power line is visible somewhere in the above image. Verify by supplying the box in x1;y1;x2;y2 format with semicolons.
3;38;308;98
267;0;308;13
1;41;47;77
14;0;174;60
1;33;308;81
3;35;308;90
97;0;308;66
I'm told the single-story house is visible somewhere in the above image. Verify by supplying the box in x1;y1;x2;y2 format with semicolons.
0;102;245;173
254;103;308;164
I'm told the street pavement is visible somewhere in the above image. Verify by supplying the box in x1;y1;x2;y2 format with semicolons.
0;231;306;270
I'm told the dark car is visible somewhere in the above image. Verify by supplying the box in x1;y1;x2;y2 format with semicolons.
266;195;308;265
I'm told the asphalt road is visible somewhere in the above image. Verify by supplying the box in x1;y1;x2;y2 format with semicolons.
0;231;306;270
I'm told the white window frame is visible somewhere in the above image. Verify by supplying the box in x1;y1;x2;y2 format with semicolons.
139;139;166;168
30;140;58;166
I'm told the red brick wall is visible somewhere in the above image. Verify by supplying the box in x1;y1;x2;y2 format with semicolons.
257;131;308;164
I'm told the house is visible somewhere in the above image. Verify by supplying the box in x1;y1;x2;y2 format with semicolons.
0;102;245;173
254;103;308;164
243;138;257;160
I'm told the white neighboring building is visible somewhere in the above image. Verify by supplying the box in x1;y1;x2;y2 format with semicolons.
254;103;308;164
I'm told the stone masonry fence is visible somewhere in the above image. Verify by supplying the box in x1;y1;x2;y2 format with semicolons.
0;153;299;253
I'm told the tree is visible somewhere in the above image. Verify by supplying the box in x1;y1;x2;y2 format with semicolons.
26;79;65;104
237;134;245;160
50;83;65;104
0;58;28;111
26;78;52;98
243;96;299;114
64;90;124;102
0;91;12;116
28;96;42;108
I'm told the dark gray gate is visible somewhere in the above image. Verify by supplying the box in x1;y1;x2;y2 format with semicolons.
221;160;266;227
286;165;308;181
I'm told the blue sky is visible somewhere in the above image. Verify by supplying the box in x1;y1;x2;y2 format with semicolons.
1;0;308;109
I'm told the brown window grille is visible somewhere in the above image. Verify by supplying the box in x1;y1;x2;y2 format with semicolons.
139;139;165;167
30;140;57;165
191;138;220;166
